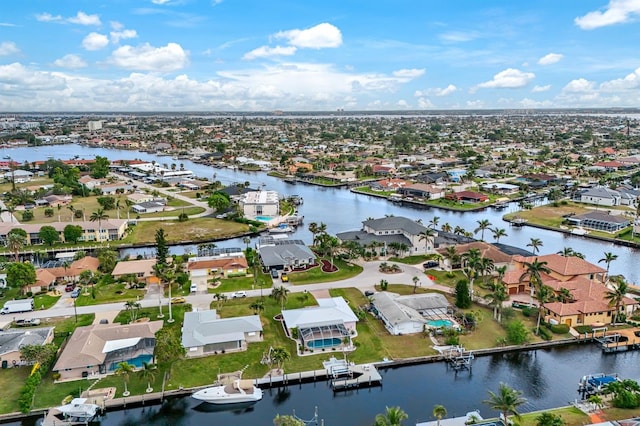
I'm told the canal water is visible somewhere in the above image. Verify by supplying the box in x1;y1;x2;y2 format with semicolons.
7;344;640;425
6;144;639;284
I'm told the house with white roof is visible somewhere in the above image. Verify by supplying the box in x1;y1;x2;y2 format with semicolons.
181;310;262;357
281;297;358;351
239;190;280;219
371;292;452;335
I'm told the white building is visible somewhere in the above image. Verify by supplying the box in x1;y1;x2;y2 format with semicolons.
88;120;103;131
239;190;280;218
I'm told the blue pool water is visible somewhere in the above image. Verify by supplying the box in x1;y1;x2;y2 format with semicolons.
109;355;154;370
255;216;274;221
427;319;454;328
307;338;341;349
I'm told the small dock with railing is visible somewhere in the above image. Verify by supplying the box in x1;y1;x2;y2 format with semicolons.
443;346;474;371
593;327;640;352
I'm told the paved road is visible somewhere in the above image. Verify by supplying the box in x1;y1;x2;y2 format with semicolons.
6;260;451;322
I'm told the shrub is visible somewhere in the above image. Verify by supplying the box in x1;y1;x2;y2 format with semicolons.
574;325;593;334
549;323;570;334
506;320;530;345
537;326;553;340
521;307;537;317
178;213;189;222
21;210;34;221
44;208;54;217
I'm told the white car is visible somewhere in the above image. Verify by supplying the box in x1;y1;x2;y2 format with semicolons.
231;291;247;298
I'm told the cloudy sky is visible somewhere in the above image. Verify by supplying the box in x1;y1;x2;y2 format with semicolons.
2;0;640;111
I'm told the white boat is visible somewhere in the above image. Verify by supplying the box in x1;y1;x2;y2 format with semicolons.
55;398;100;420
192;379;263;404
269;224;294;234
578;373;620;393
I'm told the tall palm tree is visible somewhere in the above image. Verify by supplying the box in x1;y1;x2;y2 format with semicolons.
483;383;527;424
308;222;319;246
461;248;482;297
418;228;436;251
67;204;75;222
440;222;452;233
115;361;135;396
605;279;629;324
271;285;290;310
519;259;551;295
474;219;492;241
270;346;290;372
492;227;508;243
140;361;157;393
485;283;509;322
89;208;109;241
433;405;447;426
443;246;459;271
374;406;409;426
533;284;554;335
598;252;618;281
557;247;584;259
527;238;543;255
428;216;440;229
6;232;26;262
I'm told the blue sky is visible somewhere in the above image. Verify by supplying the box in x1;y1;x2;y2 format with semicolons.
2;0;640;111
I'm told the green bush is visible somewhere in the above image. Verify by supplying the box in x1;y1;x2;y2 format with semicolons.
521;307;537;317
574;325;593;334
548;323;570;334
537;326;553;340
19;369;42;413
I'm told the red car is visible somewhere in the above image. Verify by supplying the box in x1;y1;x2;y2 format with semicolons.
65;283;76;292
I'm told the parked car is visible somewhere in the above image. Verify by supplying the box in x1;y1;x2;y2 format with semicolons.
14;318;41;327
65;283;76;292
281;273;289;282
364;290;375;297
70;288;81;298
171;297;186;304
422;261;439;269
231;291;247;298
270;269;279;279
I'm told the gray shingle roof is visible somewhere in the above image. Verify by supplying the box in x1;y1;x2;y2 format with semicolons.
0;328;54;357
259;243;316;268
362;216;428;235
181;310;262;348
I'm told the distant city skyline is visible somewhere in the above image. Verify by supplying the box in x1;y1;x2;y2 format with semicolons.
2;1;640;112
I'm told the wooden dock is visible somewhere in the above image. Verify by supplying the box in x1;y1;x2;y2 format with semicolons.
330;364;382;391
594;327;640;352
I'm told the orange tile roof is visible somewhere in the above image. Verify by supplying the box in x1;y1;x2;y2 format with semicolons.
188;257;248;271
513;254;605;277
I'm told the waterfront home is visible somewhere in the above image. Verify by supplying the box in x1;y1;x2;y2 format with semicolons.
3;169;33;183
239;190;280;219
53;321;163;381
281;297;358;351
577;186;621;206
370;292;454;335
397;183;445;200
131;200;166;214
445;190;488;203
40;256;100;283
111;258;160;285
24;268;57;294
0;327;54;368
336;216;435;254
542;276;638;327
181;310;262;357
503;253;606;295
0;220;129;245
127;192;159;204
187;256;248;289
566;211;631;233
258;238;316;272
436;241;513;270
370;178;407;191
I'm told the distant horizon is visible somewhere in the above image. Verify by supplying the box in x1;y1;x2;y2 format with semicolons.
3;2;640;111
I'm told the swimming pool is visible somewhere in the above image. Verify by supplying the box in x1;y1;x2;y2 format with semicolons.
109;354;153;371
427;319;454;328
255;216;275;222
307;338;341;349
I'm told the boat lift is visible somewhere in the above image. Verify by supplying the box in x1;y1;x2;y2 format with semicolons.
444;345;474;371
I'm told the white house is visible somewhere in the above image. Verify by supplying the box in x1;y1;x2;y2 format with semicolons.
579;186;620;207
181;310;262;357
371;292;452;336
239;190;280;219
336;216;434;254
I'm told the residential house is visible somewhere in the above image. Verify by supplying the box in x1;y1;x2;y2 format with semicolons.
181;310;262;357
5;170;33;183
543;276;638;327
24;268;57;294
53;321;163;381
0;327;55;367
98;182;133;195
567;211;630;233
371;292;451;335
111;258;160;285
336;216;434;254
239;190;280;219
397;183;445;200
436;241;514;271
258;238;316;272
132;201;166;214
281;297;358;351
445;190;489;203
187;256;248;289
42;256;101;283
578;186;621;207
127;193;157;204
370;178;407;191
481;182;520;195
0;220;129;245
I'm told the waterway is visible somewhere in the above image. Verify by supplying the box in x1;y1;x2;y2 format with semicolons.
5;144;640;284
6;344;640;425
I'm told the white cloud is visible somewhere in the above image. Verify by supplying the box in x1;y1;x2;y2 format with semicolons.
600;67;640;91
417;97;434;108
392;68;425;79
439;30;480;43
37;11;101;26
52;54;87;69
109;42;189;71
243;45;297;60
575;0;640;29
274;23;342;49
152;0;172;4
110;29;138;44
397;100;410;108
532;84;551;92
466;100;485;108
563;78;596;93
477;68;535;89
0;41;19;56
415;84;457;97
82;33;109;51
538;53;563;65
68;11;101;26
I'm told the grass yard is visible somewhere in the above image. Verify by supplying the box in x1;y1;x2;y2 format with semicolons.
209;272;273;294
33;291;61;310
112;303;192;325
139;205;205;219
0;367;31;413
74;282;145;307
388;254;432;265
123;218;251;245
288;258;363;285
518;407;589;426
503;202;590;228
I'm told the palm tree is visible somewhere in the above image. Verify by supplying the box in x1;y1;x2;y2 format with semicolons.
428;216;440;229
492;227;508;243
556;287;574;303
89;208;109;241
443;246;459;271
6;232;26;262
270;346;290;372
418;228;436;251
527;238;543;255
461;248;482;297
308;222;319;246
140;361;157;393
412;276;420;294
533;284;554;335
440;222;452;233
249;300;265;315
535;412;566;426
519;259;551;295
485;283;509;322
433;405;447;426
124;300;142;323
67;204;75;222
605;279;629;324
115;361;135;397
474;219;492;241
483;383;527;424
557;247;585;259
598;252;618;281
374;406;409;426
271;285;290;310
242;236;251;251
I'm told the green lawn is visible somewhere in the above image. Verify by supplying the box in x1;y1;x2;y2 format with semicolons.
288;258;363;285
112;303;192;325
123;218;252;245
518;407;589;426
0;367;31;413
208;272;273;294
388;254;431;265
74;282;145;307
33;292;61;310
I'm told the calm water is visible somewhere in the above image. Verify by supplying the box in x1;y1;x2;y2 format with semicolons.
8;344;640;425
7;144;638;283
